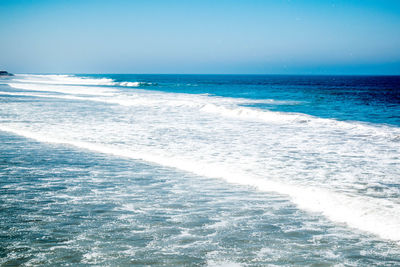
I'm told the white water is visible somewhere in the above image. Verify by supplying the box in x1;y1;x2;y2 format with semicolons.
1;74;400;243
13;74;141;87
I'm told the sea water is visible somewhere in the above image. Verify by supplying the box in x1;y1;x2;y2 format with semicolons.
0;74;399;266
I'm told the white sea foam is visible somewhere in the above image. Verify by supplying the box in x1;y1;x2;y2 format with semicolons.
6;78;396;139
7;82;117;96
207;260;243;267
13;74;142;87
0;124;399;242
1;74;400;243
1;84;296;111
200;103;307;123
118;81;141;87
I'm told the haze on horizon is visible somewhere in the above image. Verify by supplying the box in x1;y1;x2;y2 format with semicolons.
1;0;400;75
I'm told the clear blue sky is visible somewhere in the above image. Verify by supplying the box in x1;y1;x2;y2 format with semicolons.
1;0;400;74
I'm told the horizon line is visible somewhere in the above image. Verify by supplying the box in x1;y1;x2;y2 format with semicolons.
11;72;400;76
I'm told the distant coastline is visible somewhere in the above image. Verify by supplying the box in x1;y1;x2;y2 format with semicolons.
0;71;13;76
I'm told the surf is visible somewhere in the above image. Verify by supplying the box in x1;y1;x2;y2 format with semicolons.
1;74;399;243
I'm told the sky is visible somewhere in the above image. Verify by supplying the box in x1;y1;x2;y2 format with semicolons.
1;0;400;74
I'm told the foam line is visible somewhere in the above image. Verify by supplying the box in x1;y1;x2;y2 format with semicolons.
7;83;117;96
1;124;399;243
14;74;143;87
2;85;399;141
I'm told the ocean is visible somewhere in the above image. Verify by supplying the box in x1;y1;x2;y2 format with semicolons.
1;74;399;266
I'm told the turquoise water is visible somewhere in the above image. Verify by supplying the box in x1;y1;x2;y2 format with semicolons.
1;74;400;266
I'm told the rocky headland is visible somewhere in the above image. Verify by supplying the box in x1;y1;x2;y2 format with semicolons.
0;71;14;76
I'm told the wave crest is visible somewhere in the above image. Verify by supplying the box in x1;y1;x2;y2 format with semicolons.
14;74;145;87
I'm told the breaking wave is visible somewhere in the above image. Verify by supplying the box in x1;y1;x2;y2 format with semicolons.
13;74;149;87
1;74;400;244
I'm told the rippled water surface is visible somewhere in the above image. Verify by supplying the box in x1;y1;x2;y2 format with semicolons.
1;74;399;266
